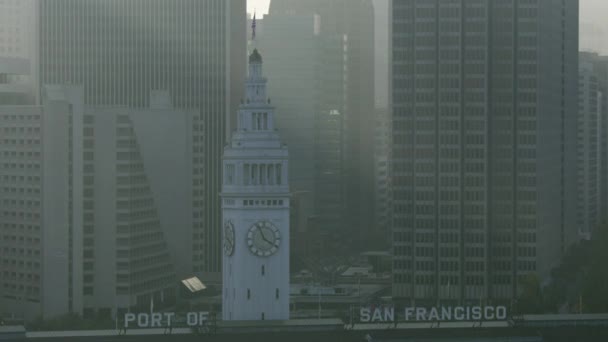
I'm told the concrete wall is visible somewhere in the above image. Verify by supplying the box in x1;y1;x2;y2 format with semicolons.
130;108;194;279
41;99;71;319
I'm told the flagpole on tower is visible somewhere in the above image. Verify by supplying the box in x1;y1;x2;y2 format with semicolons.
251;11;257;42
248;10;258;56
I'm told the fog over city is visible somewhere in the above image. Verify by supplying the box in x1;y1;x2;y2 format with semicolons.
251;0;608;54
2;1;608;341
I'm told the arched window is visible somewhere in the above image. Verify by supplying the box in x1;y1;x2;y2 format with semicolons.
276;163;282;185
247;288;251;300
275;288;279;299
261;265;265;276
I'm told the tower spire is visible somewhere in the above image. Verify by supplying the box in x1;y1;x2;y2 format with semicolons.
244;48;267;108
251;11;257;41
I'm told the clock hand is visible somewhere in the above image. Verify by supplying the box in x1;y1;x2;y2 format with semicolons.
256;224;266;238
261;233;273;245
257;226;274;245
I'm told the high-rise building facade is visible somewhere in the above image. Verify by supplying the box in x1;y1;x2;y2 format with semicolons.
0;86;194;320
0;57;35;105
256;10;320;202
580;52;608;228
35;0;246;279
391;0;578;304
256;10;335;252
315;0;376;249
373;0;390;109
0;104;46;320
577;60;603;239
0;0;35;59
260;0;375;251
373;108;392;247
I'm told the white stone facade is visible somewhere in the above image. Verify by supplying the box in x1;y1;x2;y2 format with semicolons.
221;49;290;321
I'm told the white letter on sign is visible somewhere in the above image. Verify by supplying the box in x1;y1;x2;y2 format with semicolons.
151;313;162;327
360;308;371;322
199;312;209;324
137;313;149;327
124;313;135;328
164;312;175;326
187;312;198;326
404;307;414;321
496;306;507;320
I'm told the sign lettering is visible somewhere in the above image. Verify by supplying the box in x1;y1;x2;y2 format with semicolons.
359;306;508;323
124;312;207;328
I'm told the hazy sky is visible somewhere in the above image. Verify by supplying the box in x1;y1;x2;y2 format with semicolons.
580;0;608;54
247;0;270;15
247;0;608;55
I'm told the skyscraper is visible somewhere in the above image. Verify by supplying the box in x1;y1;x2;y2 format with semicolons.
577;59;603;239
580;52;608;228
0;86;194;320
259;0;375;251
391;0;578;304
0;103;47;320
373;108;392;247
373;0;390;109
0;57;35;105
35;0;246;279
0;0;34;59
256;10;319;214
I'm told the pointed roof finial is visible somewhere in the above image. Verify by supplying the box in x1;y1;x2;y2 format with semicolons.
249;49;262;63
251;11;257;41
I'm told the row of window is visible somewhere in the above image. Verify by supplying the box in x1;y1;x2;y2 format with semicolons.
393;106;538;119
251;112;269;130
393;217;486;229
1;139;41;146
226;288;281;301
0;115;40;121
224;163;284;186
395;273;520;286
1;151;42;158
1;259;40;269
242;199;284;207
1;283;40;294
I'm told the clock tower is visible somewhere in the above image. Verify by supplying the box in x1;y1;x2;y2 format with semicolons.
221;49;290;321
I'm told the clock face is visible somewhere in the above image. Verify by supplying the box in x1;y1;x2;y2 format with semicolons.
247;221;280;257
223;220;235;256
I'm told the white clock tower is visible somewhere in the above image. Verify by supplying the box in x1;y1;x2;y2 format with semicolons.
221;49;290;321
